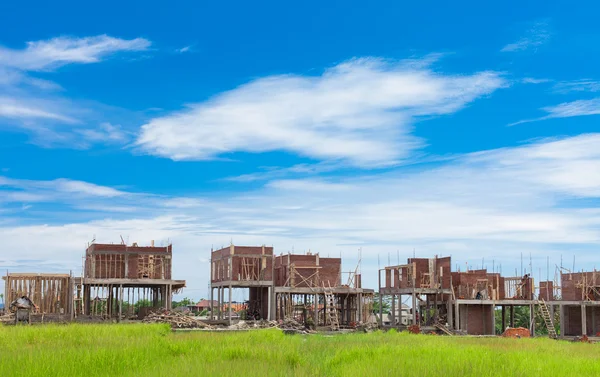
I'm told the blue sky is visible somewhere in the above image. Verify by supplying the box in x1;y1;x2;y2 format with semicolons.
1;1;600;300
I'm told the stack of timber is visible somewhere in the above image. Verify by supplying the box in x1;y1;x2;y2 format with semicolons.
142;311;212;329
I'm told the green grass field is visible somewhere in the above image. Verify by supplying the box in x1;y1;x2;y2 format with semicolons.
1;324;599;376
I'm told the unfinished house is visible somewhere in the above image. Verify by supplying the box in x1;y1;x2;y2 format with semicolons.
210;245;274;322
559;271;600;337
274;253;373;329
451;270;535;335
82;242;186;320
209;245;374;328
2;273;74;321
380;256;539;336
379;256;453;333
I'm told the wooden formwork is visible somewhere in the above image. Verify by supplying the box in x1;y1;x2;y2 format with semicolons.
2;273;73;316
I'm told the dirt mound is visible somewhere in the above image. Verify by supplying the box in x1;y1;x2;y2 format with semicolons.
501;327;530;338
408;325;421;334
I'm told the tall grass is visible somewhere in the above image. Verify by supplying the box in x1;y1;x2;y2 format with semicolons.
1;325;599;376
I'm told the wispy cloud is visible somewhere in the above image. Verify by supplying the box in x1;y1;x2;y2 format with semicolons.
176;45;192;53
521;77;551;84
553;80;600;94
510;98;600;126
0;35;150;149
501;20;551;52
0;35;151;71
0;96;77;122
136;57;506;167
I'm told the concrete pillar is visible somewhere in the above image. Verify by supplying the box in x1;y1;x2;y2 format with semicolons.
412;293;417;325
314;294;318;327
228;285;232;326
358;293;362;322
391;294;396;327
455;302;460;331
529;304;535;337
209;287;213;320
581;304;587;336
560;304;565;338
217;287;222;320
447;299;452;329
118;284;123;323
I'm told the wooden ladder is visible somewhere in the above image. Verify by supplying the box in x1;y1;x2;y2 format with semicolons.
323;282;339;331
538;299;557;339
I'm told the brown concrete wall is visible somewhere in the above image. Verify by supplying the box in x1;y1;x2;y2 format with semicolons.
211;246;274;283
561;272;600;301
249;287;270;318
563;306;600;336
459;304;495;335
85;243;173;279
539;281;554;301
274;254;341;287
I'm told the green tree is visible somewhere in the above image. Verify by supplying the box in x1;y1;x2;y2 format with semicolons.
372;293;391;314
494;306;559;335
172;297;194;308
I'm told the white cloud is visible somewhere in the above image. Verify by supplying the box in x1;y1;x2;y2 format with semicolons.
136;57;506;167
73;122;131;144
502;20;551;52
176;45;192;53
0;35;150;149
521;77;551;84
0;35;151;71
0;176;126;205
0;96;76;122
509;98;600;126
2;134;600;296
553;80;600;94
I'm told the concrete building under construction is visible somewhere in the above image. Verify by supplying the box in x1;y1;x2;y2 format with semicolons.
3;241;186;321
210;245;374;328
379;255;600;339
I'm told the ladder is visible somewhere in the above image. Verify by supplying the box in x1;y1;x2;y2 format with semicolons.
323;282;339;331
538;299;557;339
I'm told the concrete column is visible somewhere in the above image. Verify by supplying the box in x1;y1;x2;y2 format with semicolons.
391;294;396;327
267;287;271;321
559;304;565;338
530;304;535;337
217;287;222;320
446;299;452;329
314;294;318;327
454;302;460;331
118;284;123;322
581;304;587;336
228;285;232;326
210;287;214;320
358;293;362;322
412;293;417;325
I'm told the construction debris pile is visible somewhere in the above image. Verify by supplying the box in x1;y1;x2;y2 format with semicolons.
355;321;378;333
0;312;15;324
142;311;212;329
501;327;531;338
